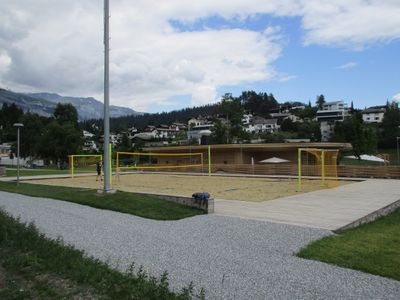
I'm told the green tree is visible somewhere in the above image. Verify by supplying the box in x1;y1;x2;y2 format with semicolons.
0;103;24;142
379;104;400;148
38;104;82;164
280;118;298;132
261;131;296;143
220;94;244;142
117;133;132;152
210;119;229;144
239;91;278;117
331;112;377;157
292;106;317;120
316;94;325;110
54;103;79;126
39;121;82;164
19;113;48;159
297;121;321;141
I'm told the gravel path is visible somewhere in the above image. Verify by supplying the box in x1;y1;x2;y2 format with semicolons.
1;191;399;299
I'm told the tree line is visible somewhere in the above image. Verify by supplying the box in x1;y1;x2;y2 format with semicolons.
0;102;82;165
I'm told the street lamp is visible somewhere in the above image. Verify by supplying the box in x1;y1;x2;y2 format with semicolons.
13;123;24;185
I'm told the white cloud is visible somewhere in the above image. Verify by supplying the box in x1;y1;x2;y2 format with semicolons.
0;1;399;111
0;1;287;111
393;93;400;102
0;50;12;75
300;0;400;49
276;74;297;82
336;62;357;69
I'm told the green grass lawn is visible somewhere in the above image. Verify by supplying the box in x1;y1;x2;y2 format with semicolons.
5;168;69;177
0;181;205;220
0;209;203;299
297;207;400;281
4;167;117;177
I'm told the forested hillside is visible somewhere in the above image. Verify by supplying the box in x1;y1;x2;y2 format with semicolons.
81;91;284;132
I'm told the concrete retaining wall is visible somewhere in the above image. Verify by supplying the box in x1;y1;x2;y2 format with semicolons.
337;198;400;231
133;191;214;213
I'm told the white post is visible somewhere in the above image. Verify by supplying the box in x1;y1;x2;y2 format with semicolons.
13;123;24;185
17;127;20;184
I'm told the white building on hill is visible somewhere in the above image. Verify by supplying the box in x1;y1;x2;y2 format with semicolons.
361;107;386;123
244;116;279;134
316;101;348;141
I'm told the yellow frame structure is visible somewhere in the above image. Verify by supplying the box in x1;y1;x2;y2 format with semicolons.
68;154;103;178
297;148;339;191
116;151;204;174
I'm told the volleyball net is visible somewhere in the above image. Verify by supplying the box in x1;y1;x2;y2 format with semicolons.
116;151;204;174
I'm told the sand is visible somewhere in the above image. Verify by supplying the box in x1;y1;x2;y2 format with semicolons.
27;173;347;202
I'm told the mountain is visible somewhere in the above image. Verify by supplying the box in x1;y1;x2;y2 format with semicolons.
0;88;141;121
28;92;141;120
0;88;55;117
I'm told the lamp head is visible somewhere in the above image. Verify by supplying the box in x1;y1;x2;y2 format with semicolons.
13;123;24;128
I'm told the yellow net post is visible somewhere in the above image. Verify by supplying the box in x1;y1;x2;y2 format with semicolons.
68;156;74;178
321;150;325;185
298;148;339;191
109;143;112;185
116;151;119;177
297;148;301;191
68;154;103;178
208;145;211;176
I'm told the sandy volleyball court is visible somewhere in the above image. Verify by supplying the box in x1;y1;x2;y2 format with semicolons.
27;173;347;202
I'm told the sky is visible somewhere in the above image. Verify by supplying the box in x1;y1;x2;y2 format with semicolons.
0;0;399;113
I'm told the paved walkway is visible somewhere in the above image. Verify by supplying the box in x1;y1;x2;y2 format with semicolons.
215;179;400;230
0;192;399;299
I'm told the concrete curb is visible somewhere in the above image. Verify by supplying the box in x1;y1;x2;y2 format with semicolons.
337;198;400;231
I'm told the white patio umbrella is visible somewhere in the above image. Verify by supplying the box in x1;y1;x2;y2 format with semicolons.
259;157;290;163
344;154;386;163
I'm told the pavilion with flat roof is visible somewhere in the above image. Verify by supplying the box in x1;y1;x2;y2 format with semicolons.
144;142;352;165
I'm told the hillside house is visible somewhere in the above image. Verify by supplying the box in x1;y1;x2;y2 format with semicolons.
187;124;213;145
244;116;279;134
83;140;98;152
82;130;97;152
362;107;386;123
188;117;209;129
82;130;94;139
316;101;349;141
0;143;11;157
156;125;179;139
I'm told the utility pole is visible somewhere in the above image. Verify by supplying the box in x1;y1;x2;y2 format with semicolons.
103;0;111;191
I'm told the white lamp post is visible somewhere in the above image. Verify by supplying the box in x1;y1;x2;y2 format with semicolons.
13;123;24;185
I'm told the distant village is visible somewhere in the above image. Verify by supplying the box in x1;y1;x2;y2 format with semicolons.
80;100;387;152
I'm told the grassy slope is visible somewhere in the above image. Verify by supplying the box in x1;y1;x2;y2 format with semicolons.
0;209;202;299
0;181;204;221
298;207;400;281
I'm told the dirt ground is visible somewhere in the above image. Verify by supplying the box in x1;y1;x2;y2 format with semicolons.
27;173;346;202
